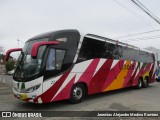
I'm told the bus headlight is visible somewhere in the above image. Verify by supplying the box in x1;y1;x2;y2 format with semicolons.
27;84;41;93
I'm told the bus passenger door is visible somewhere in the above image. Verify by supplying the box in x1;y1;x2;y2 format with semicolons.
44;48;66;80
43;48;66;101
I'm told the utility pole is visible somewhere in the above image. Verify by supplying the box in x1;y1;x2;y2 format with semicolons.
17;39;19;47
17;39;24;47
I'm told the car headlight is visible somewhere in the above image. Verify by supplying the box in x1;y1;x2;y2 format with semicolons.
27;84;41;93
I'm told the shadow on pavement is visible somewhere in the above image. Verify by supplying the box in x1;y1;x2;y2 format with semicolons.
19;85;155;111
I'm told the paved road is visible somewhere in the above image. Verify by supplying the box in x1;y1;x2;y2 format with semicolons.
0;74;160;120
0;74;13;86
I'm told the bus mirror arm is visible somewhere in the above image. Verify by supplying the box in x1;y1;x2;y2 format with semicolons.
31;41;60;59
5;48;22;61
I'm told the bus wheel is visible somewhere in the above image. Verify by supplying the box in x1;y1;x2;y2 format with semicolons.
137;78;143;89
70;83;85;104
142;77;148;88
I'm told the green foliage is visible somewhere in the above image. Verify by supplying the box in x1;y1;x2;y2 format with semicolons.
0;54;5;60
5;60;15;72
0;54;13;60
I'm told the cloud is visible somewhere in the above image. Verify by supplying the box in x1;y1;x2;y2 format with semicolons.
0;0;160;51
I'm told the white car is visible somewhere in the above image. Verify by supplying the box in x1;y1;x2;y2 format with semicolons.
8;69;15;75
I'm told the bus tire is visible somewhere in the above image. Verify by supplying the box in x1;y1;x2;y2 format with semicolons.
142;77;149;88
69;83;85;104
137;78;143;89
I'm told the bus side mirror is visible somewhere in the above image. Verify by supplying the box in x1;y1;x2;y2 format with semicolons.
5;48;22;61
31;41;60;59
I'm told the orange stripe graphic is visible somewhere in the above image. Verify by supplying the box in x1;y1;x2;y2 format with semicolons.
104;61;131;91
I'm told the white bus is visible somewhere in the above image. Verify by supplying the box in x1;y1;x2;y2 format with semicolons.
5;29;156;104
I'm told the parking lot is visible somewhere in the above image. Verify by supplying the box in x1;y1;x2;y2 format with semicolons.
0;74;160;120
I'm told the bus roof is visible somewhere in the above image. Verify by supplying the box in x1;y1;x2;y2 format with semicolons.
25;29;153;54
27;29;79;42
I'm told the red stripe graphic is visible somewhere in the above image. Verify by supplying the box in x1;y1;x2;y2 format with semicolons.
133;63;144;84
134;63;151;85
102;60;125;91
149;63;155;83
88;59;113;94
52;59;100;101
53;75;76;101
77;59;100;85
123;61;136;87
36;70;71;103
129;62;139;85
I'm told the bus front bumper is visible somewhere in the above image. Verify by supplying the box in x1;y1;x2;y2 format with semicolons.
13;88;43;104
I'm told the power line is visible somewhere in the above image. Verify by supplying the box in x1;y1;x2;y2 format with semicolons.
114;29;160;39
136;0;160;22
131;0;160;25
113;0;154;28
132;0;160;24
122;34;160;42
126;36;160;42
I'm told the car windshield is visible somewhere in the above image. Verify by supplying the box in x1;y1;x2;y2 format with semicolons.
14;38;48;81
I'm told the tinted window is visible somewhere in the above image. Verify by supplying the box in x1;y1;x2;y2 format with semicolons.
46;48;65;70
78;38;106;60
56;50;66;70
77;38;122;62
46;49;56;70
77;37;154;63
118;46;154;63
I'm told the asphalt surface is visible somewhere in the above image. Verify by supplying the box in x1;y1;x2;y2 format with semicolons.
0;74;13;86
0;74;160;120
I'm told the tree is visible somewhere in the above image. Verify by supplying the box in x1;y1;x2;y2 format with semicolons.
5;60;15;72
0;46;5;64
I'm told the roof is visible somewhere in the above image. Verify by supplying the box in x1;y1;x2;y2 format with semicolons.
26;29;79;42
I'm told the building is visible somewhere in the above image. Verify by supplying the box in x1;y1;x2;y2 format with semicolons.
144;46;160;61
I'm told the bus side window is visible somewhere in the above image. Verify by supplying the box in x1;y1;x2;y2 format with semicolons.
46;49;66;70
56;50;65;70
46;49;56;70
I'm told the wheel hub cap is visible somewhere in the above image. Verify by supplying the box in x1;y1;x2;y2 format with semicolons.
73;87;82;100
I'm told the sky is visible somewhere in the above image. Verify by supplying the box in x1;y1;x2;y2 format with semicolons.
0;0;160;56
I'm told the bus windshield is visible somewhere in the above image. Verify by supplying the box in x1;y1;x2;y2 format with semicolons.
14;38;49;81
